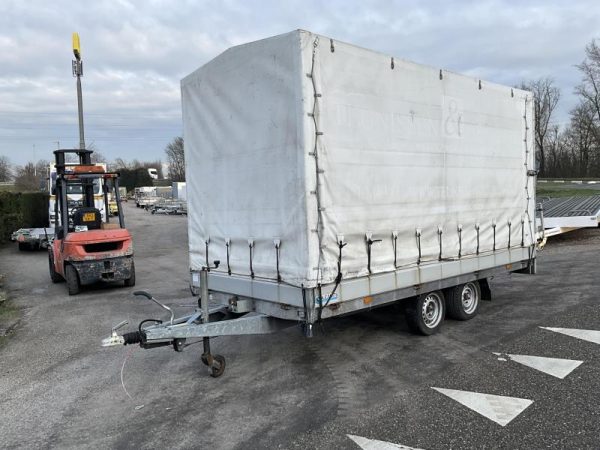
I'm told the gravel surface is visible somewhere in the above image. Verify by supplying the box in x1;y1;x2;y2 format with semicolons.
0;204;599;449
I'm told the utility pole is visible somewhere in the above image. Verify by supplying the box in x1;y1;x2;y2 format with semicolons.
72;33;85;150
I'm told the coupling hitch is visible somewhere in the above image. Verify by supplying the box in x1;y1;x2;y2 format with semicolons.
101;320;129;347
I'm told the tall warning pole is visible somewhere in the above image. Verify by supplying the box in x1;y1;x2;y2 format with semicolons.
72;33;85;150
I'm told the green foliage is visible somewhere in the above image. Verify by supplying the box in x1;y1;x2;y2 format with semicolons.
118;167;154;192
0;191;49;242
20;192;48;228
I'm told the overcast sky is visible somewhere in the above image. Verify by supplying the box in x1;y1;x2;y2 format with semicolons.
1;0;599;166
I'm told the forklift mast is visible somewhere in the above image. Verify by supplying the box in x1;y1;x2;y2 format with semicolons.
53;149;125;239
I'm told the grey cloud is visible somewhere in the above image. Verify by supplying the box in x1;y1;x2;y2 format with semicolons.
1;0;598;164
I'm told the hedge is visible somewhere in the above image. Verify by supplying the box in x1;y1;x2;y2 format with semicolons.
0;192;49;242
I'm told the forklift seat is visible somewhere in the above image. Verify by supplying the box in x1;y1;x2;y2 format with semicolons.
72;207;102;230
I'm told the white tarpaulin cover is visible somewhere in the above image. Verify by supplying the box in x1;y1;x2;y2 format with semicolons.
182;30;535;288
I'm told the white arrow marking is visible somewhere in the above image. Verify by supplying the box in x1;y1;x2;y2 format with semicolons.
540;327;600;345
431;387;533;427
493;352;583;379
347;435;423;450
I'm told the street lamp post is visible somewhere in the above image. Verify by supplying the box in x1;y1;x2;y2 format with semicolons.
72;33;85;150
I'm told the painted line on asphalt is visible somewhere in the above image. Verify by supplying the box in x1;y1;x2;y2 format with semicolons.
540;327;600;345
493;353;583;379
347;435;423;450
431;387;533;427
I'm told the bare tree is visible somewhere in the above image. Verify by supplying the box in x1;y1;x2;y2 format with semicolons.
566;103;597;176
0;155;12;182
165;137;185;181
576;40;600;127
91;152;107;164
14;163;41;191
519;78;560;176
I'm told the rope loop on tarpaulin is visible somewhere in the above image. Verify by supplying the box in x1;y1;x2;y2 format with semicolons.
309;35;327;286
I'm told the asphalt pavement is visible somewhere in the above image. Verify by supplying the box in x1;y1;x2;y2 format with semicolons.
0;204;599;449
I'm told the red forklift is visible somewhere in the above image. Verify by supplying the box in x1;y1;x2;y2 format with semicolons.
48;149;135;295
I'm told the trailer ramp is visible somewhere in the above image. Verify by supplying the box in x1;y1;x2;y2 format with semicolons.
540;195;600;235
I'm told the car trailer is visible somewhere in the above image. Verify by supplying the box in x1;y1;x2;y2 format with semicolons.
539;195;600;237
11;227;55;251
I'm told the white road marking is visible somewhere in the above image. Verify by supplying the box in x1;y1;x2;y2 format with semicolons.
493;352;583;379
540;327;600;345
347;435;422;450
431;387;533;427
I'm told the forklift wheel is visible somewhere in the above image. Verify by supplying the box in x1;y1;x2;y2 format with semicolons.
124;262;136;287
48;253;62;283
65;265;80;295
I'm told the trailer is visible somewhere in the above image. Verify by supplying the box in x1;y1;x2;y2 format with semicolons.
11;227;55;251
102;30;537;377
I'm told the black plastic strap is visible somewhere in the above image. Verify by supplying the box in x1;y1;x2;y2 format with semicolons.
274;240;281;282
205;239;209;268
437;228;443;261
366;235;382;274
248;240;255;279
476;225;480;255
521;219;525;247
225;240;231;275
416;230;422;265
492;223;497;252
336;240;346;282
507;221;512;249
392;232;398;268
458;227;462;258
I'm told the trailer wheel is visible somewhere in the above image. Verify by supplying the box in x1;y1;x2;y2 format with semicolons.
405;291;445;335
124;262;136;287
65;264;80;295
18;242;28;251
209;355;226;378
446;281;480;320
48;252;62;283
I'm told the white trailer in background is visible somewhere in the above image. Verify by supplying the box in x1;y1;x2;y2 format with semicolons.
172;182;187;201
103;30;538;377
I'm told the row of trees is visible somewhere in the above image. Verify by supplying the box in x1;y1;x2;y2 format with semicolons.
522;39;600;178
0;136;186;191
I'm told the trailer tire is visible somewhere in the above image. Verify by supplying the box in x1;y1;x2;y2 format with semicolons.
124;262;136;287
446;281;480;321
18;242;28;251
65;264;80;295
405;291;445;336
48;252;62;283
